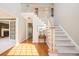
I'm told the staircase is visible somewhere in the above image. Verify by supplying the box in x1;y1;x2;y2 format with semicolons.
31;14;79;56
33;14;46;31
22;13;79;56
55;25;79;56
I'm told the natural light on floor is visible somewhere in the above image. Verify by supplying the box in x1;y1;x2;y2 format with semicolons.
7;43;39;56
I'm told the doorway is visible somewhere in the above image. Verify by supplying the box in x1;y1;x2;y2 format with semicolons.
28;23;33;39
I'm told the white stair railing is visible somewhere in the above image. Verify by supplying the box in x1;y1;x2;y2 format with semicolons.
35;15;56;55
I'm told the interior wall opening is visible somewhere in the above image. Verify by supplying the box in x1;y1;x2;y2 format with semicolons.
28;23;33;40
0;20;16;40
0;21;9;38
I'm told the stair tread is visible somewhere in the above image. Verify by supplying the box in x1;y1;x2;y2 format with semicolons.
55;30;63;31
55;32;65;34
55;34;67;37
55;41;74;46
55;32;66;34
55;38;69;40
55;36;68;38
56;46;79;53
57;53;79;56
56;43;74;47
55;31;65;32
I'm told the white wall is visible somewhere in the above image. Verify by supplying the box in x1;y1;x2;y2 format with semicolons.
54;3;79;45
0;3;21;16
25;21;28;40
33;18;39;43
18;16;26;43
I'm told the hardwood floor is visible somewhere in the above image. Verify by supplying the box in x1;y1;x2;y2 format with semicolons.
0;39;48;56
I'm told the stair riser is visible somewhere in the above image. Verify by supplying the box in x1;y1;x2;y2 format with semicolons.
56;45;75;47
57;53;79;56
55;40;71;42
55;36;68;38
55;29;63;31
55;31;65;33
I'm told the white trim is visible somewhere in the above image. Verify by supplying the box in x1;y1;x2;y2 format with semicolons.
59;25;79;50
26;22;28;40
9;21;10;40
0;20;16;21
53;28;55;52
16;17;19;45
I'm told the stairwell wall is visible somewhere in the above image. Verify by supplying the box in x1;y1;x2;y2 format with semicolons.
54;3;79;46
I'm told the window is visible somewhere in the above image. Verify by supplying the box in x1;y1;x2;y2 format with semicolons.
51;8;54;17
35;8;38;15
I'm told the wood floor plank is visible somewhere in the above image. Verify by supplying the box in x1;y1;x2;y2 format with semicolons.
0;39;48;56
